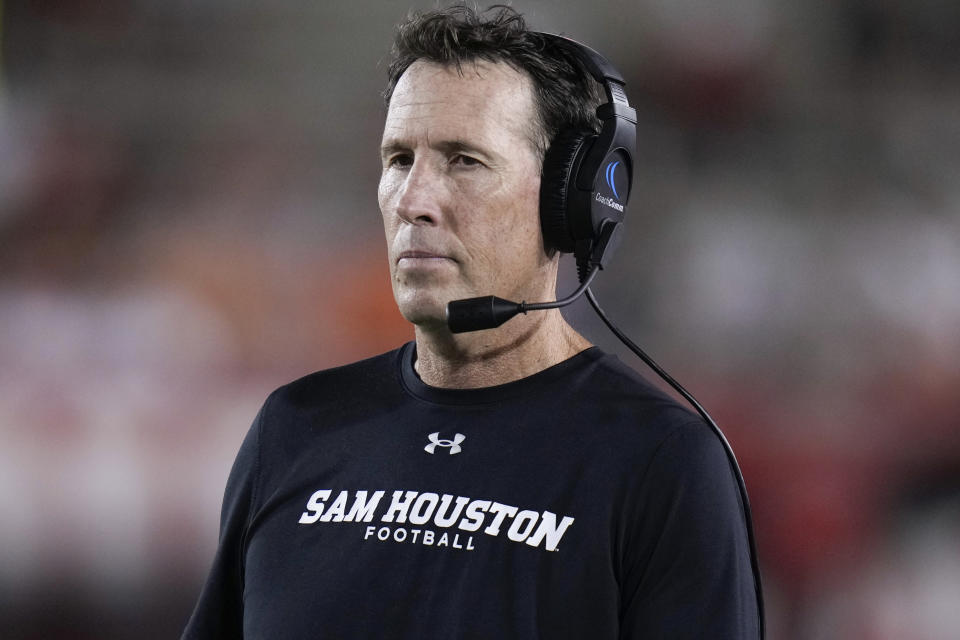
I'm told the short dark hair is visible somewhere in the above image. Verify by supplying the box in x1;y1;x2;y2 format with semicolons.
383;4;605;159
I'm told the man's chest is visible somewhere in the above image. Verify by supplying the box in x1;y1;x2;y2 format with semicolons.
239;413;626;638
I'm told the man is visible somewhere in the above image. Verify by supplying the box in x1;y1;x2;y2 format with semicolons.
184;5;759;638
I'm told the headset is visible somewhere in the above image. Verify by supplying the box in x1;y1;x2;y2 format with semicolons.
446;33;766;638
538;33;635;276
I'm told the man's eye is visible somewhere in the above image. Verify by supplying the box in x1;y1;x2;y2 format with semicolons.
451;154;482;167
387;154;413;168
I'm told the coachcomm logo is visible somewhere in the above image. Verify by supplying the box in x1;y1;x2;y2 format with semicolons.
595;193;624;212
596;160;625;212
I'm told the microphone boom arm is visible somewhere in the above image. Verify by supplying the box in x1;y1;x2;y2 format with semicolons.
446;264;601;333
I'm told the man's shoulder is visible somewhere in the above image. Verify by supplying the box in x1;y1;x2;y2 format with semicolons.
265;343;408;414
577;349;701;430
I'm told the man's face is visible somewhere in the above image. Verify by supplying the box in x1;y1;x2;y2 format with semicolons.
378;59;555;330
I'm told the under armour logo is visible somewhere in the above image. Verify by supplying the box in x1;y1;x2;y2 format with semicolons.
424;432;465;455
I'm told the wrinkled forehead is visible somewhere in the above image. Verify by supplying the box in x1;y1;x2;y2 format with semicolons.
383;59;543;154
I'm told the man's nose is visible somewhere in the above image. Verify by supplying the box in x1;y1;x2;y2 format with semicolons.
395;161;447;226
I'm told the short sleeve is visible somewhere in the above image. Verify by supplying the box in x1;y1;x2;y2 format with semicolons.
618;421;760;639
181;402;266;640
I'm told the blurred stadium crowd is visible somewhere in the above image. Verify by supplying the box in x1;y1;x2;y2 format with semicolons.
1;1;959;638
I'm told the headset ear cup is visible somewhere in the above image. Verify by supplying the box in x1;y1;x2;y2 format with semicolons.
540;129;592;254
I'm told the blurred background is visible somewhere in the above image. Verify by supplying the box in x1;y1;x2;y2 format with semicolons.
1;1;959;638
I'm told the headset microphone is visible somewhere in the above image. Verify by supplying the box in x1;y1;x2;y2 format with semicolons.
447;263;599;334
442;31;766;638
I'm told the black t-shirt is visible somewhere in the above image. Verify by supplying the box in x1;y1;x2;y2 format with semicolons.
183;343;759;639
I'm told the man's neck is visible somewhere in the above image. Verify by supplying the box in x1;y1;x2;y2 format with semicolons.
413;309;592;389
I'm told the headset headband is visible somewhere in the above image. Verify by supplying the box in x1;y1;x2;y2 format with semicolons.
539;33;630;107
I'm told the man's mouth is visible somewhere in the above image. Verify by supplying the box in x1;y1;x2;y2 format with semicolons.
397;250;453;263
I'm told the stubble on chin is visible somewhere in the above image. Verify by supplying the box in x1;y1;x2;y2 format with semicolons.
392;281;450;329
